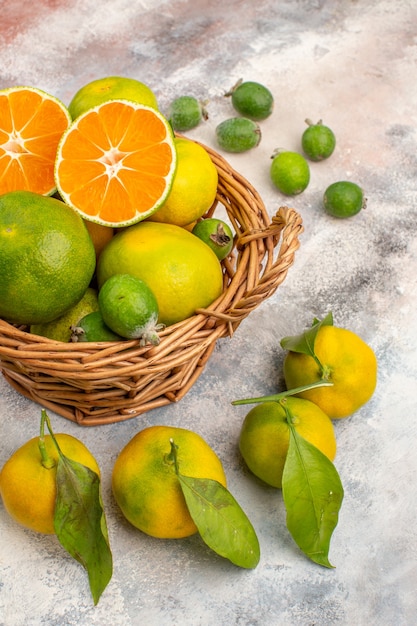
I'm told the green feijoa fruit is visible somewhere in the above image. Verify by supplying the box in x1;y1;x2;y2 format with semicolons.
323;181;366;218
99;274;163;345
192;218;234;261
167;96;206;132
71;311;123;342
301;119;336;161
270;151;310;195
226;79;273;121
216;117;261;153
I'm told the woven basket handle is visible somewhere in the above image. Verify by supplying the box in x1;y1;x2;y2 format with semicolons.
197;206;303;332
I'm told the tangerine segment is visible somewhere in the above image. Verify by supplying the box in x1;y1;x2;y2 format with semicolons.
0;86;71;195
55;100;177;227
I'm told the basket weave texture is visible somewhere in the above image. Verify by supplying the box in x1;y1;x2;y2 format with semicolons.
0;143;303;426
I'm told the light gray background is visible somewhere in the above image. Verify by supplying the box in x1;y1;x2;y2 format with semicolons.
1;1;416;624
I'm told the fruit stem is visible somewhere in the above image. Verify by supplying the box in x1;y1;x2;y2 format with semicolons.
305;118;323;126
201;100;209;121
231;380;333;406
224;78;243;97
280;398;296;426
313;352;326;372
39;409;56;469
139;323;165;347
166;438;180;475
210;223;231;247
320;363;332;381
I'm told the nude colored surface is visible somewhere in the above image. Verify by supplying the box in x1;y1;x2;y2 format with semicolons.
1;1;416;624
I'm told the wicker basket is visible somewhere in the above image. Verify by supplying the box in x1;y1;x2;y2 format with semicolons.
0;143;303;426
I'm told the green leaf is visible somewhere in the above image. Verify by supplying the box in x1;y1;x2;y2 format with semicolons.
177;473;260;569
280;311;333;356
54;456;113;605
282;426;343;568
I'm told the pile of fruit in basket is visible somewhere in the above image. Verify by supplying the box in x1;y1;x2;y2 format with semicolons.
0;77;238;345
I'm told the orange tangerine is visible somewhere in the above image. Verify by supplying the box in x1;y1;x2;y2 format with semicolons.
0;433;100;534
148;137;218;227
84;219;114;261
55;100;177;228
0;86;71;195
283;325;377;418
112;425;227;539
239;398;336;488
97;221;223;327
0;190;96;325
68;75;159;119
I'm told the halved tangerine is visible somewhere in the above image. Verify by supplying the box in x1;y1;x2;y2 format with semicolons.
0;86;71;195
55;100;177;227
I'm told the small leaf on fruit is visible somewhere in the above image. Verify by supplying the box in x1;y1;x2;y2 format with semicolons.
280;311;333;356
54;456;113;605
177;473;260;569
282;426;343;568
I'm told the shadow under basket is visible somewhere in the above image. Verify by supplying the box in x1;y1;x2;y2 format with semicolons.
0;143;303;426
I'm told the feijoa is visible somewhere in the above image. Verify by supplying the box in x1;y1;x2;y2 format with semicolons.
192;218;234;261
216;117;261;153
302;119;336;161
99;274;162;345
226;79;273;121
323;181;366;218
71;311;123;342
167;96;207;132
270;151;310;196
